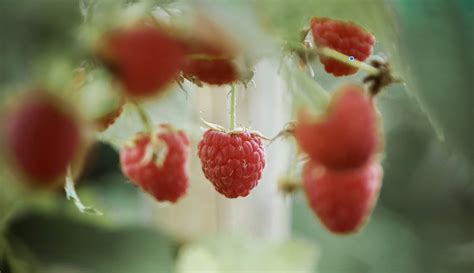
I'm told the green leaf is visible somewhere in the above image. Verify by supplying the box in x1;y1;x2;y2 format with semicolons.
0;0;82;87
282;60;329;114
8;212;176;273
393;0;474;164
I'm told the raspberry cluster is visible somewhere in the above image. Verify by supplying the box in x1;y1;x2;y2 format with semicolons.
0;8;396;238
295;84;383;234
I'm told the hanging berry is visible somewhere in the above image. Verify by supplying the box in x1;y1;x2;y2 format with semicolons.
178;14;246;86
120;124;190;203
4;91;81;186
198;128;266;198
294;84;380;170
303;160;383;234
98;26;184;98
198;84;267;198
183;57;239;86
310;17;375;76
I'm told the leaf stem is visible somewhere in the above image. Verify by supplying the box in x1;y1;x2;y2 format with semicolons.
229;84;237;131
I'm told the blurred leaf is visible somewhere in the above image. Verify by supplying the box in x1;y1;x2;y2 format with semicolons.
0;0;82;87
282;59;329;114
393;0;474;165
7;212;176;273
293;198;423;273
176;234;317;273
0;155;27;232
70;171;149;228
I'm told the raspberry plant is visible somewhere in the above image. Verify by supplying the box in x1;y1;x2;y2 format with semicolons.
0;0;403;237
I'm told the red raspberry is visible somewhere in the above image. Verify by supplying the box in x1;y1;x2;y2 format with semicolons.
99;26;184;97
4;92;81;186
120;124;190;203
303;160;383;234
179;16;240;86
295;84;379;170
198;129;266;198
183;58;238;85
181;38;238;85
310;17;375;76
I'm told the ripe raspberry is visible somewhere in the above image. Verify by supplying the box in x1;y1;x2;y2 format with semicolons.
198;129;266;198
120;124;190;203
181;38;238;85
99;26;184;97
178;16;240;86
303;160;383;234
310;17;375;76
183;58;238;85
295;84;379;170
4;92;81;185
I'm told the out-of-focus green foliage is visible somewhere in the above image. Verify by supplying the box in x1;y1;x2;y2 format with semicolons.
0;0;472;272
5;212;175;273
0;0;82;87
176;234;317;273
395;0;474;164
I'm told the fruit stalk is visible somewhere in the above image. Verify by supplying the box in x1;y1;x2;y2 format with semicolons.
229;84;236;131
318;47;380;75
134;103;153;133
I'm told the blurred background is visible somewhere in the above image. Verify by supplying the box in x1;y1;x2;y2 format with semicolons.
0;0;472;273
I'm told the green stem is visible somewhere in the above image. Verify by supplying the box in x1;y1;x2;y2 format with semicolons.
229;84;236;131
319;47;380;75
134;103;153;133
